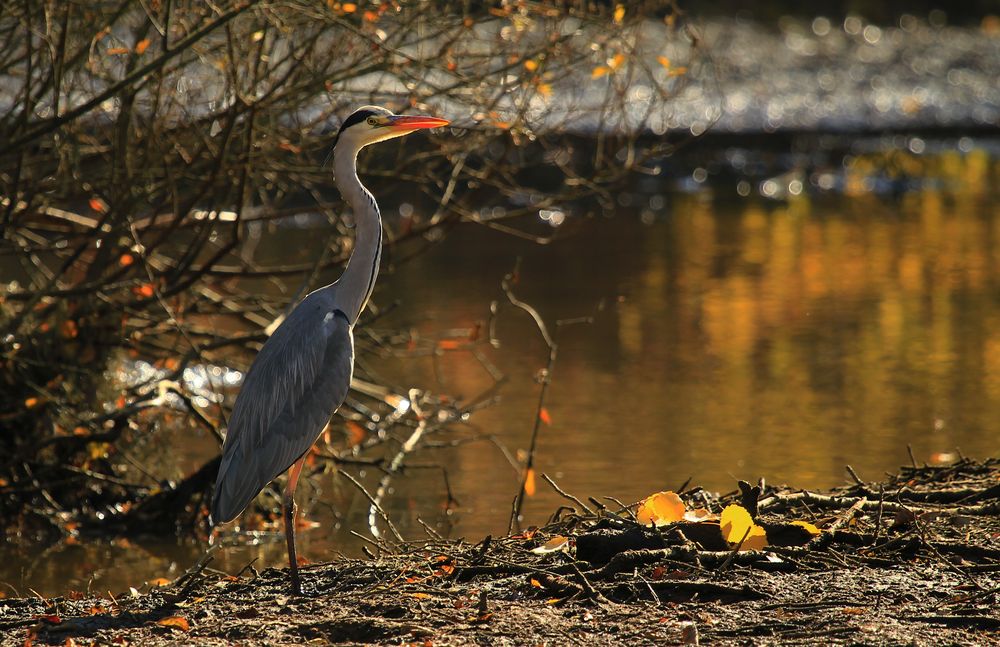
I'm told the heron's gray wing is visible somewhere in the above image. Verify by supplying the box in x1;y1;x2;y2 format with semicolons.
212;291;354;523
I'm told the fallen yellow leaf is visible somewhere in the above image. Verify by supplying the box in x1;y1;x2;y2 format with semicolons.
657;55;670;69
609;53;626;70
791;520;821;536
613;4;625;24
591;66;609;79
720;504;769;550
636;491;685;527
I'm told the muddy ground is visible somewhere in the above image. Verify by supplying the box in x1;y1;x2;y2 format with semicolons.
2;458;999;646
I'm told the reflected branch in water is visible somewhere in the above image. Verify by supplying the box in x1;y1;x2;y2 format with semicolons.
492;259;595;527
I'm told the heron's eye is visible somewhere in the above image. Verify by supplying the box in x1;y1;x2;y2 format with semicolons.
366;117;378;126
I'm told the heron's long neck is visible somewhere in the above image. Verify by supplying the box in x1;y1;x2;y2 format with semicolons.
333;147;382;325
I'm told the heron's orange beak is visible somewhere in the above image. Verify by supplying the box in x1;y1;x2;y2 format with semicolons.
386;115;450;130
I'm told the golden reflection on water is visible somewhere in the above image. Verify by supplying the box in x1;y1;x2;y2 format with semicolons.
379;148;999;537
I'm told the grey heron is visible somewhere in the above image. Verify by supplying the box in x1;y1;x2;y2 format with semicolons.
211;106;449;593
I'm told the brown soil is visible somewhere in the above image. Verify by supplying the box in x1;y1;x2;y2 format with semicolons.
3;458;999;646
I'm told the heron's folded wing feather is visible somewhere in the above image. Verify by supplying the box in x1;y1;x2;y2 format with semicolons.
212;293;354;523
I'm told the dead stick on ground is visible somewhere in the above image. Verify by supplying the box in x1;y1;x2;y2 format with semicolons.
907;501;983;591
808;497;867;550
871;485;885;547
604;496;639;522
570;562;609;603
542;473;595;516
717;527;752;573
175;544;219;588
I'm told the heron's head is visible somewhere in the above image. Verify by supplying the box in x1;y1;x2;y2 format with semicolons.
333;105;449;154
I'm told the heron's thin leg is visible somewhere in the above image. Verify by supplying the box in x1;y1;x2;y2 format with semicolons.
284;454;308;595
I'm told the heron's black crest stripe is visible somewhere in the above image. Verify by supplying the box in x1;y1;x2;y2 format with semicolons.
339;109;377;134
329;108;379;155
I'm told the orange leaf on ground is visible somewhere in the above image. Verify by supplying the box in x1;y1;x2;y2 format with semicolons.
156;616;190;631
609;53;626;69
119;253;134;266
136;283;155;297
24;397;40;408
657;55;671;68
591;66;609;79
89;197;108;213
636;491;686;527
106;47;130;55
341;2;357;12
135;39;150;54
613;4;625;23
437;339;462;350
149;578;171;587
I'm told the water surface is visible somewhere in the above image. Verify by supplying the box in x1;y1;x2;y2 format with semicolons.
3;144;998;597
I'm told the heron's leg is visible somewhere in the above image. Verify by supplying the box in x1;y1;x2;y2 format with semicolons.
283;454;308;595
